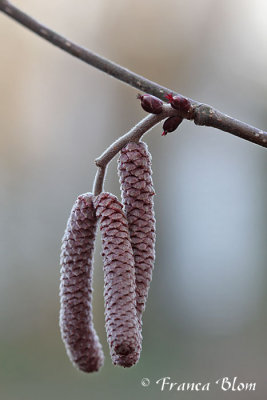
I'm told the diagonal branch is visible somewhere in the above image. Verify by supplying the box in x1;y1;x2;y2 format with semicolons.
0;0;267;148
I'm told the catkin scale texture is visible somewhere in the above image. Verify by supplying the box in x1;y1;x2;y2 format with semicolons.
94;192;141;367
118;141;156;326
59;193;104;373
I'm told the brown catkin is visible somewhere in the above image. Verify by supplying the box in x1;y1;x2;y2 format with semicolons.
118;141;156;327
59;193;104;373
93;192;141;367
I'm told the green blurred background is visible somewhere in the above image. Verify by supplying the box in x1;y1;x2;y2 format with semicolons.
0;0;266;399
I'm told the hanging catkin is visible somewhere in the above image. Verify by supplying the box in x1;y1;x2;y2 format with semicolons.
118;141;156;327
93;192;141;367
59;193;104;373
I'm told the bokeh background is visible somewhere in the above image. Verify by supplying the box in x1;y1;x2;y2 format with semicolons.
0;0;266;399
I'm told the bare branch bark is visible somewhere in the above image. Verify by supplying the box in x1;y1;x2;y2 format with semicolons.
0;0;266;148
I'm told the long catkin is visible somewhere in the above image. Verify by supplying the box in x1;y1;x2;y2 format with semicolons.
94;192;141;367
118;141;156;327
59;193;104;373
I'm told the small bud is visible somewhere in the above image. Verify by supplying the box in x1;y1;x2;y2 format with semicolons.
162;116;183;136
137;94;163;114
165;93;191;117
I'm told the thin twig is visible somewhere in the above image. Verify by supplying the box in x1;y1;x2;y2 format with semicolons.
0;0;267;147
93;167;106;198
93;105;177;195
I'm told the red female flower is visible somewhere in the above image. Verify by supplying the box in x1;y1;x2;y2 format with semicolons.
162;116;183;136
165;93;192;118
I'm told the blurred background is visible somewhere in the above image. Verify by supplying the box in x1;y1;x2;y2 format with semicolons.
0;0;266;399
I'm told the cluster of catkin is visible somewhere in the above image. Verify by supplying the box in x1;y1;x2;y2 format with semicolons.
59;141;155;372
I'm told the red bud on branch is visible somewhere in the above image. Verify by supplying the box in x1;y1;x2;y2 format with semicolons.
165;93;192;118
162;116;183;136
137;93;163;114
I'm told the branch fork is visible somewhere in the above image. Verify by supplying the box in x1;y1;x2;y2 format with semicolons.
93;104;179;196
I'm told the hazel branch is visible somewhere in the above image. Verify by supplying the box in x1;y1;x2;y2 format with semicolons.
0;0;267;148
93;105;177;195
